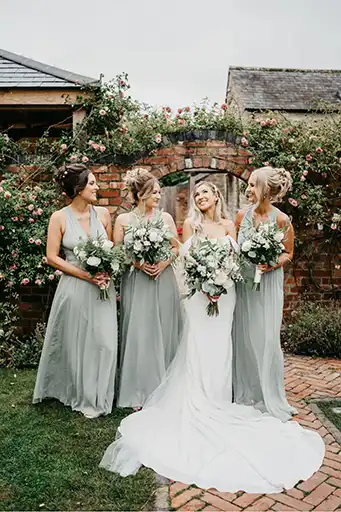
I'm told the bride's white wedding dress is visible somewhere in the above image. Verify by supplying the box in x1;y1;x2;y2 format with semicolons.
100;236;324;493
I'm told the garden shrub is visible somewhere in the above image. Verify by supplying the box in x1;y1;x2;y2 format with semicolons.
282;301;341;358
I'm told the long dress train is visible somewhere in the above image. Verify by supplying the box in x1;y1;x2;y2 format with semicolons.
100;236;324;493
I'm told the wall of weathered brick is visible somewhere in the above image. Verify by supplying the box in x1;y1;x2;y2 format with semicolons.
5;138;337;330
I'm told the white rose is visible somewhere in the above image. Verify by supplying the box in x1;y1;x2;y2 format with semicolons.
263;242;270;249
248;251;257;258
86;256;101;267
93;241;100;247
149;230;159;242
73;247;79;256
214;270;227;286
134;241;143;252
274;232;284;242
78;250;87;261
102;240;113;251
143;240;151;246
242;240;252;252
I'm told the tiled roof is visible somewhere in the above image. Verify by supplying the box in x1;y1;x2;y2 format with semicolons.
0;48;99;88
227;67;341;110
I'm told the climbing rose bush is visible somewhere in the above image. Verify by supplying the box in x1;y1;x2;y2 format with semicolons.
0;173;62;289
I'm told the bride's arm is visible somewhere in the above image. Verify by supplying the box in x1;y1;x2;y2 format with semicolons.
182;218;194;243
223;219;237;241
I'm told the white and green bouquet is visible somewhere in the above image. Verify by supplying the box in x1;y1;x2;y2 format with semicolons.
73;234;125;300
240;221;286;290
184;237;242;316
124;214;174;269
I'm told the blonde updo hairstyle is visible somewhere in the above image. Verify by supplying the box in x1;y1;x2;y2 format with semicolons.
251;166;292;203
188;181;229;233
123;167;158;205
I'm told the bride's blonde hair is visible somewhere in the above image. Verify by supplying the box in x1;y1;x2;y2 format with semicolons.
188;181;229;233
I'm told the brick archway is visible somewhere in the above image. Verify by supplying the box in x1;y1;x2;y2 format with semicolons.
91;139;251;217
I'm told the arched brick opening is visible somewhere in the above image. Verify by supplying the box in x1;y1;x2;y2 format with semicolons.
91;139;251;217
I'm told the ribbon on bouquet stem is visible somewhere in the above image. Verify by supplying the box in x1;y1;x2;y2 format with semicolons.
253;267;263;291
204;293;221;316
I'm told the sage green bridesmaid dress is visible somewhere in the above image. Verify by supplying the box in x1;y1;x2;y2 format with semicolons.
33;206;117;418
233;205;297;422
117;210;184;408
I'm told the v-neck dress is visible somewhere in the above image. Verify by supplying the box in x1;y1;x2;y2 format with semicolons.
117;210;184;408
232;205;296;422
33;206;118;417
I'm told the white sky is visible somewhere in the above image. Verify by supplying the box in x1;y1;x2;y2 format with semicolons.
1;0;341;108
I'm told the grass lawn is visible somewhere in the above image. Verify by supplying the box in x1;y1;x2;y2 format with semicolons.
316;399;341;432
0;369;157;511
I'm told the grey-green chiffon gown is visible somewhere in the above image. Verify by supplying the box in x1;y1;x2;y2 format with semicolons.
233;205;297;422
33;206;117;417
117;213;183;408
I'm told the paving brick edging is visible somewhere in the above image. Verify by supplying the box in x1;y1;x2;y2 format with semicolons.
310;400;341;446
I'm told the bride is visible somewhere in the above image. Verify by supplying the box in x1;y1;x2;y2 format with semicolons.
100;181;324;493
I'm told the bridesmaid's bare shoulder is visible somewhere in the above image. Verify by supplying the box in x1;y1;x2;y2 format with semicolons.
115;212;131;225
235;206;250;229
94;206;111;223
274;207;291;228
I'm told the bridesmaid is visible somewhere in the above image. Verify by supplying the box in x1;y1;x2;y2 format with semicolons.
33;164;117;419
233;166;297;422
114;168;183;410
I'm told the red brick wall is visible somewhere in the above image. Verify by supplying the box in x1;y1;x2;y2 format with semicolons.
5;139;336;330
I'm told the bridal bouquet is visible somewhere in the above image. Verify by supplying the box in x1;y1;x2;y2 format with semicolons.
124;214;174;268
240;221;286;290
184;237;242;316
73;235;125;300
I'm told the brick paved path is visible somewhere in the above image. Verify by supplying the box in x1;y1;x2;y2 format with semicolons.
168;355;341;511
